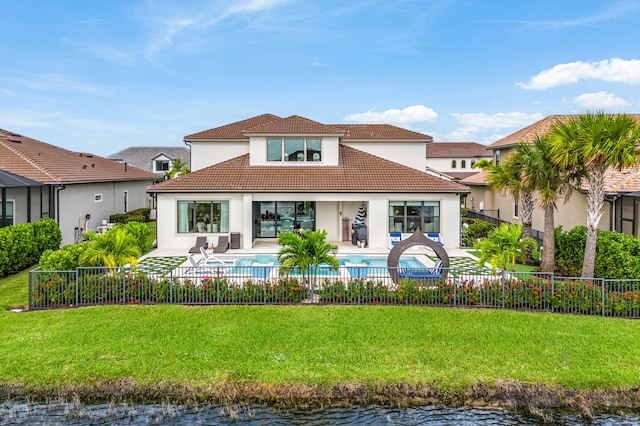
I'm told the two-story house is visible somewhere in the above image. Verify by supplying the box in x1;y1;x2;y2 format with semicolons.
148;114;469;250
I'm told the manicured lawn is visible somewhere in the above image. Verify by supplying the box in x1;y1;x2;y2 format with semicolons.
2;268;640;392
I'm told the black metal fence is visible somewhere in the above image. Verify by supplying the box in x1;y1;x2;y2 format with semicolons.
28;265;640;318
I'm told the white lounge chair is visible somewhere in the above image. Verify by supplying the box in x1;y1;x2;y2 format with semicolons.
200;247;236;265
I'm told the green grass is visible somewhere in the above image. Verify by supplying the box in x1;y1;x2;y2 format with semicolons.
2;268;640;392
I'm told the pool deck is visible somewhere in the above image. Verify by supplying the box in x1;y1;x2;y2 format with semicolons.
142;240;477;262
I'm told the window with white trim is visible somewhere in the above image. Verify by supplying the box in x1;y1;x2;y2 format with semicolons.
177;201;229;233
0;200;14;227
267;138;322;162
154;160;170;172
94;194;103;203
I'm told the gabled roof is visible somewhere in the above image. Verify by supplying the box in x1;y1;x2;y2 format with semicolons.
0;129;157;184
149;145;469;193
107;146;191;172
185;114;281;139
184;113;432;141
488;114;640;149
0;169;42;188
244;115;344;135
426;142;491;158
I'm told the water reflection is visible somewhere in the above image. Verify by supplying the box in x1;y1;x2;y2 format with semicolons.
1;400;638;425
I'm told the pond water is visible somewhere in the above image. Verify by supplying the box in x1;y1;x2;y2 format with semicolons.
1;401;638;425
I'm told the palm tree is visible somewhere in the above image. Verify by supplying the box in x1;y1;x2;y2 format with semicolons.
164;157;190;180
473;155;535;263
517;136;572;272
475;223;538;271
277;229;339;290
549;113;640;278
79;227;141;267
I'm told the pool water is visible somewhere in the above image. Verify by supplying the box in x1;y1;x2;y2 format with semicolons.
240;255;428;269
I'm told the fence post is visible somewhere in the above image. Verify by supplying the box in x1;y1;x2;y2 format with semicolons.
28;270;33;309
551;275;555;313
169;268;174;304
601;279;605;317
75;268;79;306
453;268;457;307
122;268;126;305
501;269;505;309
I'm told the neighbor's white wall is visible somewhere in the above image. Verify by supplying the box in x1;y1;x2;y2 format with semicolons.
189;140;250;171
342;141;426;171
56;180;153;245
427;157;490;172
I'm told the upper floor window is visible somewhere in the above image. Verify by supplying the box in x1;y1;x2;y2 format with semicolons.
451;160;457;169
461;160;467;169
495;150;501;166
155;159;170;172
471;159;476;167
267;138;322;162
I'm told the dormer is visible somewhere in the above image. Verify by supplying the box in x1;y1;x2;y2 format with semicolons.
245;116;344;166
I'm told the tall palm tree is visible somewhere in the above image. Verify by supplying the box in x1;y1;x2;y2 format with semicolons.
517;136;572;272
164;157;190;180
473;154;535;263
549;113;640;278
277;229;339;290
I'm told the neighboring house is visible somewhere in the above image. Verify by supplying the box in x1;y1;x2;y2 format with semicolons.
148;114;469;250
425;142;491;181
463;114;640;237
0;169;44;228
107;146;191;178
0;129;157;245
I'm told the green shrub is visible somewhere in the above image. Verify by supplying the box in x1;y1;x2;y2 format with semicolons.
555;226;640;279
124;214;144;224
109;213;129;224
461;219;497;247
39;244;87;270
122;221;151;251
127;208;151;222
0;219;61;277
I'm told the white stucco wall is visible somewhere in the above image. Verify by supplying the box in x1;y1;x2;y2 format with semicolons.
427;157;490;172
156;191;463;251
56;180;153;246
189;140;250;171
341;141;426;171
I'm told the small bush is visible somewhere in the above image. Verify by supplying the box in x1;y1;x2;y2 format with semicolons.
461;219;497;247
122;221;151;251
0;219;61;277
40;244;87;271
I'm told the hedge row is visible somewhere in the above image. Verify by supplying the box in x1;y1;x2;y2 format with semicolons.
555;226;640;279
109;208;151;224
0;219;61;277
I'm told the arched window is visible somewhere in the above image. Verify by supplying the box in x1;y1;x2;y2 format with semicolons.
461;160;467;169
451;160;457;169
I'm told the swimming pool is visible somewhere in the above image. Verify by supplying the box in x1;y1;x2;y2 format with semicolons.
230;255;429;269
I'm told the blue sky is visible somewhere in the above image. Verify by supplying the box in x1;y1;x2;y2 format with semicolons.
2;0;640;156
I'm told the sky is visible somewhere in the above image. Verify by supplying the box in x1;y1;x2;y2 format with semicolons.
2;0;640;156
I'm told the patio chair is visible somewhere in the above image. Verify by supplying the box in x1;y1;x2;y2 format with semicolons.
200;247;236;265
212;235;229;253
188;236;207;254
398;260;444;280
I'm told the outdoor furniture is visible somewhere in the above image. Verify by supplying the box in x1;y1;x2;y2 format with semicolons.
189;236;207;254
212;235;229;253
398;260;443;280
200;247;236;265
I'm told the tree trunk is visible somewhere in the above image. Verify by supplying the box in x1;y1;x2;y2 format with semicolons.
582;168;605;279
540;204;555;273
520;193;535;264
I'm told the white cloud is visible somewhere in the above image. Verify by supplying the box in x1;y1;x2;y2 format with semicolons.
442;112;543;142
518;58;640;90
571;91;631;109
343;105;438;125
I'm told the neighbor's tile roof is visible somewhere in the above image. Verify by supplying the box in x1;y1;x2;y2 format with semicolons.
602;166;640;193
426;142;491;158
184;114;431;141
149;145;468;193
488;114;640;149
107;146;191;173
0;129;157;184
459;171;488;186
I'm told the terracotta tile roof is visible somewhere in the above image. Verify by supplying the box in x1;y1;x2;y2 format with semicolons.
602;166;640;193
337;124;431;140
184;114;432;141
185;114;281;139
426;142;491;158
244;115;344;135
460;171;488;186
446;171;481;180
150;145;469;193
488;114;640;149
0;129;157;184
